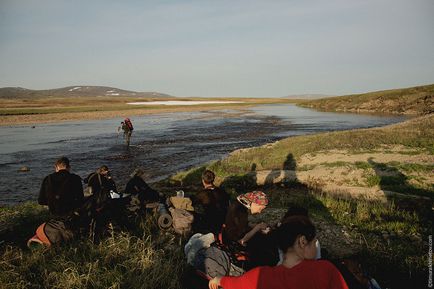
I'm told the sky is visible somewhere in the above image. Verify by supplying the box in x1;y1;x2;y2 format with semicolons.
0;0;433;97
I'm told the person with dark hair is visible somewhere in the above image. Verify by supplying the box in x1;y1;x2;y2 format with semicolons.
192;170;230;235
209;216;349;289
221;191;277;269
38;156;84;216
84;165;117;202
222;191;269;246
277;205;321;262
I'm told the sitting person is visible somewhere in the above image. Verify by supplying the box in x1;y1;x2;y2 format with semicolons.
222;191;276;269
192;170;230;235
84;165;118;206
84;165;123;239
277;205;321;262
209;216;349;289
38;156;84;216
124;168;160;214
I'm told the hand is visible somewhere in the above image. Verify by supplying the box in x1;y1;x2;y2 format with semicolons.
255;222;268;231
209;277;221;289
261;226;271;234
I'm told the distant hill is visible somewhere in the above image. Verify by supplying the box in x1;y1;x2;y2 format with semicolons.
0;86;172;99
299;84;434;115
285;94;332;99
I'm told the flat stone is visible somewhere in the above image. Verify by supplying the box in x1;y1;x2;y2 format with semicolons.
18;166;30;172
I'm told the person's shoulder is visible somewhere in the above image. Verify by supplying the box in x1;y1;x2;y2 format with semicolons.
214;186;228;195
306;259;340;272
68;172;82;182
42;173;53;183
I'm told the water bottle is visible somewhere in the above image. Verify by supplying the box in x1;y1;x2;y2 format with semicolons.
176;190;184;198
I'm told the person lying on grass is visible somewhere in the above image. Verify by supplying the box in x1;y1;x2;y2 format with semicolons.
209;215;349;289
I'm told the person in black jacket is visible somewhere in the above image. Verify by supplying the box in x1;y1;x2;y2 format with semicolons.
124;168;160;214
192;170;230;235
84;165;118;209
38;156;84;216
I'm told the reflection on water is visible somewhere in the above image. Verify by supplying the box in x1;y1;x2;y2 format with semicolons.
0;104;406;205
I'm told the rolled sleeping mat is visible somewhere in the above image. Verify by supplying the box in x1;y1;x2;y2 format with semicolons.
157;203;173;229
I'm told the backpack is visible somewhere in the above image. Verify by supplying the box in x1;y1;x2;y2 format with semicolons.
169;207;194;235
124;118;134;131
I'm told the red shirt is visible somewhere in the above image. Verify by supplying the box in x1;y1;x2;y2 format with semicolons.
220;260;349;289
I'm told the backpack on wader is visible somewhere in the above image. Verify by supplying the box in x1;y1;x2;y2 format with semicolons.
124;118;134;131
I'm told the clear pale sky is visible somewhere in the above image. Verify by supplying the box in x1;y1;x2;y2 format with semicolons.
0;0;433;97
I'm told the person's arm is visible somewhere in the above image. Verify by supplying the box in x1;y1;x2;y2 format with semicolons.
239;222;268;245
38;176;49;206
209;267;261;289
209;276;222;289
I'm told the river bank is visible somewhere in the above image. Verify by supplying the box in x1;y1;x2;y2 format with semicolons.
0;98;292;126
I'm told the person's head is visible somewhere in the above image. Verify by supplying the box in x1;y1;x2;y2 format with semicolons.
237;191;268;214
97;165;110;177
281;205;309;224
201;170;215;187
54;156;70;172
130;167;145;179
276;216;317;260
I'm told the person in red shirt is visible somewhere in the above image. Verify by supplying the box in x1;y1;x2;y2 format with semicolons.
209;216;349;289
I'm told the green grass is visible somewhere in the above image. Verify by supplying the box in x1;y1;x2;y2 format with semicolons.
0;204;186;289
397;163;434;173
2;188;430;289
354;161;372;170
364;173;381;187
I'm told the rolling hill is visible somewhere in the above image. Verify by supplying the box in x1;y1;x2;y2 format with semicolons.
0;86;171;99
299;84;434;115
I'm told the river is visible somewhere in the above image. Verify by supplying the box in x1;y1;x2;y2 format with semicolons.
0;104;406;205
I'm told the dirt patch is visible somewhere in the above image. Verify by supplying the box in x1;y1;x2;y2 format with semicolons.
299;147;432;165
232;145;433;200
250;208;362;257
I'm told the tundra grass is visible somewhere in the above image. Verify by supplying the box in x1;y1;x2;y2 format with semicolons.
0;203;186;289
1;188;430;289
299;83;434;115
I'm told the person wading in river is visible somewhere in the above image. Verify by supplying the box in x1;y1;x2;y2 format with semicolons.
118;118;134;147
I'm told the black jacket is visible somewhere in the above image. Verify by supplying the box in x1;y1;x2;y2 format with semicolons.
192;186;230;234
124;176;160;204
38;170;84;216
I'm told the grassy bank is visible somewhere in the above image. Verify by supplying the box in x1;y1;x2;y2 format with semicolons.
299;84;434;115
165;114;433;288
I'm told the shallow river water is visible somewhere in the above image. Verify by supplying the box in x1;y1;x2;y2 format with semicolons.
0;104;406;205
